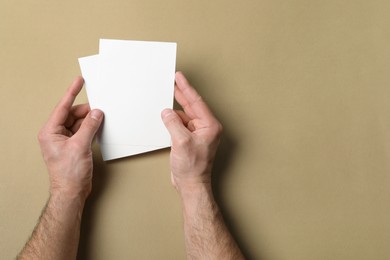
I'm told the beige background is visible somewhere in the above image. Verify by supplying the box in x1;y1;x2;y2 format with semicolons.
1;0;390;259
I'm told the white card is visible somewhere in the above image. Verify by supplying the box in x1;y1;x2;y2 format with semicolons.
79;39;177;160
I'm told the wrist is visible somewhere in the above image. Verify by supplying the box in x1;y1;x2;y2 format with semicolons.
173;167;213;191
178;182;216;210
49;187;89;205
49;177;92;202
174;176;212;196
177;181;212;197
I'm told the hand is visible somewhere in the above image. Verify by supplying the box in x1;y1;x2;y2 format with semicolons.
161;72;223;193
38;77;103;200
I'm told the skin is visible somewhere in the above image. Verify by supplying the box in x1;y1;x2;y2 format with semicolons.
18;72;244;260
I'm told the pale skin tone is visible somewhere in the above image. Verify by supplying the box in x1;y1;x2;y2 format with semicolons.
18;72;244;260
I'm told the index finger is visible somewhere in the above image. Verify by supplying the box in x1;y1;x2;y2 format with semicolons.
47;77;84;129
174;71;216;121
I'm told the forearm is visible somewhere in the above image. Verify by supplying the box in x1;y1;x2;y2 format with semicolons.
18;193;86;260
180;183;244;260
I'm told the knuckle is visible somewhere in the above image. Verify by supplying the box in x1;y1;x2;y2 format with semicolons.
164;115;183;131
37;129;47;143
210;121;223;139
216;122;223;135
175;134;192;147
165;114;179;125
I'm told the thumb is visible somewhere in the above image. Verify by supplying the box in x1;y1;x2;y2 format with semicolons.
74;109;104;148
161;109;190;140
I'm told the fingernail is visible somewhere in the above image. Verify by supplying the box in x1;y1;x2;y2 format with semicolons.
90;109;103;120
162;108;173;118
175;71;183;83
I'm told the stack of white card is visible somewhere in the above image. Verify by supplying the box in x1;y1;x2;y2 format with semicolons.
78;39;177;161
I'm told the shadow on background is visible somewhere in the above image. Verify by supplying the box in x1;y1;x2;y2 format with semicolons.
212;131;258;260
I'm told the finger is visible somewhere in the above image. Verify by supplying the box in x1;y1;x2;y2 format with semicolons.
161;109;191;141
175;110;198;132
64;104;90;128
73;109;104;149
175;110;191;125
174;72;215;121
71;103;90;118
174;87;195;118
70;118;85;134
48;77;84;129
